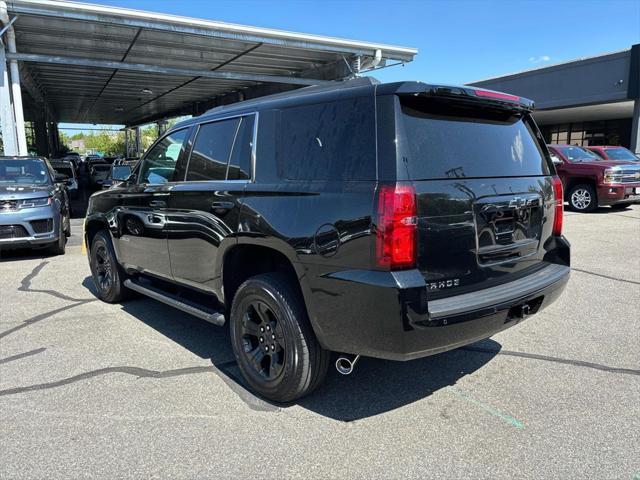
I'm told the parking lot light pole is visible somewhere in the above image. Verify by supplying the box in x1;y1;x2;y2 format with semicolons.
0;1;27;156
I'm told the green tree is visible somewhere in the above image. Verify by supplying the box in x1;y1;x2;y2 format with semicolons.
83;131;125;155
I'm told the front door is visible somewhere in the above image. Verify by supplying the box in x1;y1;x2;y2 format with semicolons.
116;128;190;279
167;114;255;294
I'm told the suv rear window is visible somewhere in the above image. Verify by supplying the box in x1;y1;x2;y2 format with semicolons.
398;96;550;179
278;97;375;181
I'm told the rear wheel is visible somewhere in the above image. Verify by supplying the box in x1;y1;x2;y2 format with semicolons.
89;230;131;303
611;203;631;210
230;272;330;402
568;184;597;212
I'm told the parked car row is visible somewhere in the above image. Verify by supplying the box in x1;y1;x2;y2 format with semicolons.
49;159;79;199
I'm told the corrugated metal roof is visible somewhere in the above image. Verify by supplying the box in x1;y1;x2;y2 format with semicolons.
5;0;417;126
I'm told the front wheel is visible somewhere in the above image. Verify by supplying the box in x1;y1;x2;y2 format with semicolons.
89;231;131;303
568;184;597;212
230;272;330;402
47;220;66;256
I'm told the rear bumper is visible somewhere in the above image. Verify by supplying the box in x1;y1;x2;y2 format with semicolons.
596;183;640;206
309;258;570;361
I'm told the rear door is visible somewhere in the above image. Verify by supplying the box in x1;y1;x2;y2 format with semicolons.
394;93;556;298
167;114;255;293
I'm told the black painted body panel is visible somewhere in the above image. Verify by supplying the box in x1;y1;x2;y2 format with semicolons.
85;79;569;361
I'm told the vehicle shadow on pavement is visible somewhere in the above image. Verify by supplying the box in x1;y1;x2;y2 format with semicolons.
0;248;56;262
297;340;500;421
89;277;500;421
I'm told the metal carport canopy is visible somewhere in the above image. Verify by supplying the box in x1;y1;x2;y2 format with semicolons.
4;0;417;126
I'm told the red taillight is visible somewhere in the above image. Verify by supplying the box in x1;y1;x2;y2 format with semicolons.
376;184;417;270
474;89;520;102
552;176;563;236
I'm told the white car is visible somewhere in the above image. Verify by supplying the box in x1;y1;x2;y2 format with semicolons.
89;163;111;189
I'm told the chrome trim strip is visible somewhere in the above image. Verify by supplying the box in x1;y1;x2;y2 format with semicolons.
251;111;259;183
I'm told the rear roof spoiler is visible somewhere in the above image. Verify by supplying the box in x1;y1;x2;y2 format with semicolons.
379;82;535;112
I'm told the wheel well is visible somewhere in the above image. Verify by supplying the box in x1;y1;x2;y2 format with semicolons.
564;177;596;200
223;245;302;310
85;220;108;252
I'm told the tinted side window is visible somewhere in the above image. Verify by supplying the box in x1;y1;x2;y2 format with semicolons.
139;129;188;184
227;115;254;180
278;97;376;181
187;118;240;181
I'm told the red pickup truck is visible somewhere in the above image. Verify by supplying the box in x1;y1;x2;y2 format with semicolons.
586;145;640;162
547;144;640;212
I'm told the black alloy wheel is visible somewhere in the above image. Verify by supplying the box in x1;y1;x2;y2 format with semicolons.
239;300;286;381
230;273;330;402
94;242;113;293
89;231;131;303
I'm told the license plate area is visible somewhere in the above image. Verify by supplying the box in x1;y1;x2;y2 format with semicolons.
474;194;543;266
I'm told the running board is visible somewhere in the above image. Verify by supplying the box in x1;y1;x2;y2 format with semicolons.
123;279;226;326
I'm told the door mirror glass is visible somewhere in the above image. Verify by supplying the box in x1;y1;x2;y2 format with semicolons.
111;165;132;181
550;154;563;165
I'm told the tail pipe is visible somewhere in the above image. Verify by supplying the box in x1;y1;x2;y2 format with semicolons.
335;354;361;375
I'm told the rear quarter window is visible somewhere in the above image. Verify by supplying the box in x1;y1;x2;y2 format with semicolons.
278;97;376;181
398;96;551;179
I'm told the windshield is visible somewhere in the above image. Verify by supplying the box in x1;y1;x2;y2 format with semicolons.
0;159;52;185
604;148;639;161
557;146;601;163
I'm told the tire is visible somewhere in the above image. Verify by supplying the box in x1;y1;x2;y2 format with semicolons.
64;212;71;237
89;230;131;303
568;184;597;212
611;203;631;210
47;219;66;256
230;272;330;402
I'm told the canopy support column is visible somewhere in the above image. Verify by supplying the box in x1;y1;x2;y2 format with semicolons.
0;39;18;155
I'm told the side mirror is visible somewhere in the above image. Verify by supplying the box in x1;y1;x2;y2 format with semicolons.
111;165;132;182
55;173;69;183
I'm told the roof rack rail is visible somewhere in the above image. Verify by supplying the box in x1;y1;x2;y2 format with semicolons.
200;77;380;117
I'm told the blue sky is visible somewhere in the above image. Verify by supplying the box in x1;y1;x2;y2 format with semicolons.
61;0;640;132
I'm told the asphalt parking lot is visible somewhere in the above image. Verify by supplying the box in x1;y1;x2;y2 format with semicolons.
1;200;639;479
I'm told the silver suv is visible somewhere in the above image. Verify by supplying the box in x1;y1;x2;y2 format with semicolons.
0;156;70;255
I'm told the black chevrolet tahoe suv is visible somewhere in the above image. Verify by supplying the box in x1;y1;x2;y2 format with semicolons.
85;78;570;401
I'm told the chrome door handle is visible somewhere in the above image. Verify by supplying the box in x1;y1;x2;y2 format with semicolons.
149;200;167;208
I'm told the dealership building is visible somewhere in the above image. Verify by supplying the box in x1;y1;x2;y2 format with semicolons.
469;44;640;154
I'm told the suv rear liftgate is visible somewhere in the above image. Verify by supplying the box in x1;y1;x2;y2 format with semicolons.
391;86;569;330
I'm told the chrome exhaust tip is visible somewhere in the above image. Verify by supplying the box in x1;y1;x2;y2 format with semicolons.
335;355;360;375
